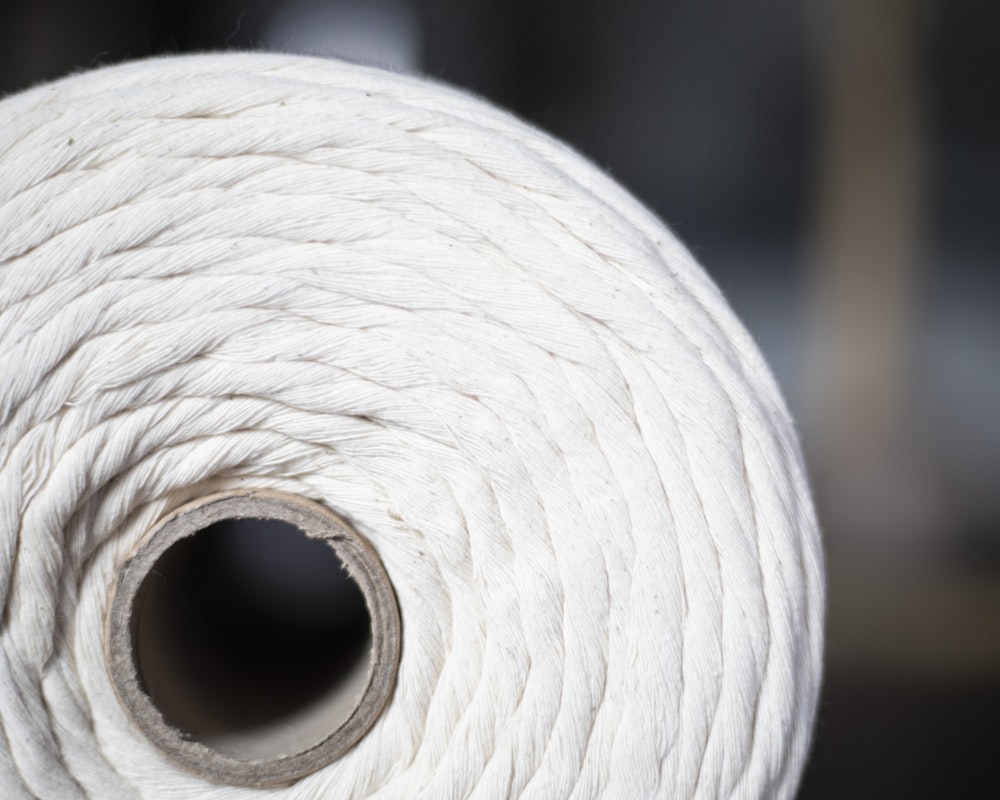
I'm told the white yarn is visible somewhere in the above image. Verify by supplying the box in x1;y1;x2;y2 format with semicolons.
0;53;823;799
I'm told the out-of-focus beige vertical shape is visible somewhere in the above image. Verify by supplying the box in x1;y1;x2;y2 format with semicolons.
808;1;1000;679
807;0;925;541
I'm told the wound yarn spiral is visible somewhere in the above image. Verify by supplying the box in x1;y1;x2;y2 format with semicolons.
0;53;823;799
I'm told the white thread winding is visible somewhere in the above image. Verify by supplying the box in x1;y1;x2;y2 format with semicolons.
0;54;823;799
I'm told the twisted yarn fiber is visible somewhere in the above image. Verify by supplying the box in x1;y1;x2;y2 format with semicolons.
0;53;823;799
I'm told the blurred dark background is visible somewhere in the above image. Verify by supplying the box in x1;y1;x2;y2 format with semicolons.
2;1;996;796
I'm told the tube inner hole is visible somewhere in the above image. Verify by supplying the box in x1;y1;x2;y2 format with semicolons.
131;517;373;760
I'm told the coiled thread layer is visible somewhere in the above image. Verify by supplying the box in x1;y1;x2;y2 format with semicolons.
0;53;823;799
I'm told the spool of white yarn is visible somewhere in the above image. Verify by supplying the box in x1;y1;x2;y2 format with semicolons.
0;53;823;799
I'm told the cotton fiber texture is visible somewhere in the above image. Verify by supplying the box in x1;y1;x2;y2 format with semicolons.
0;54;823;799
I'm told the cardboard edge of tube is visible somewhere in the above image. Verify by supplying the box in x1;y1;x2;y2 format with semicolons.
105;489;402;787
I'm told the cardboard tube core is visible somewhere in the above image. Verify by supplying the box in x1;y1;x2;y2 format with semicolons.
106;490;400;786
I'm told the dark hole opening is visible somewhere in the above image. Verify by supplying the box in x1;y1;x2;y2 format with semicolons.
132;518;372;758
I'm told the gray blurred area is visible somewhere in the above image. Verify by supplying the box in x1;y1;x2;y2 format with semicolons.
2;1;996;796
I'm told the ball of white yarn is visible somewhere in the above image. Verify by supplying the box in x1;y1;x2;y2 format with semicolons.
0;53;823;799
